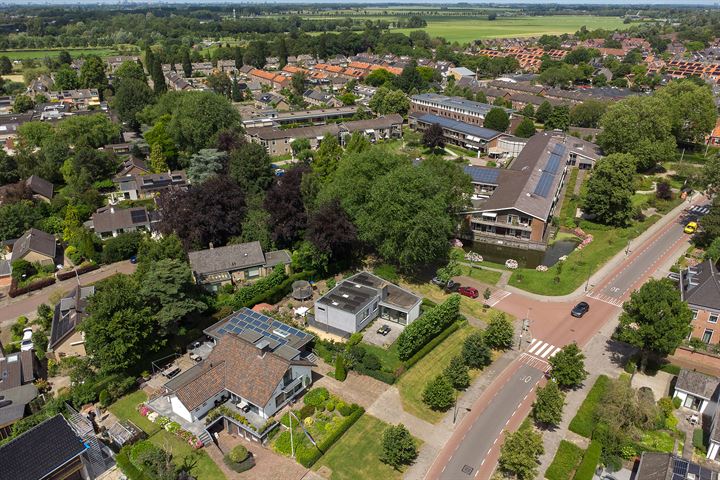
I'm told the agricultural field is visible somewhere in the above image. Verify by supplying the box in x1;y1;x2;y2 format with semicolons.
0;47;128;60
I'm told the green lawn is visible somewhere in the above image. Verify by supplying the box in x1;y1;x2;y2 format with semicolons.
0;47;124;60
148;430;225;480
568;375;610;438
396;324;477;423
362;342;403;373
314;415;414;480
636;430;683;454
507;214;661;296
545;440;584;480
463;265;502;286
108;390;160;436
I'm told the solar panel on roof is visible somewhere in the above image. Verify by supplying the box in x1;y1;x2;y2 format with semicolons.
534;172;554;198
544;154;561;174
552;143;566;156
673;459;689;476
130;209;148;224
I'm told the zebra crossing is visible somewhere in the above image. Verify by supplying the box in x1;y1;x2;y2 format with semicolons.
585;290;624;307
526;338;561;360
485;289;511;307
689;205;710;216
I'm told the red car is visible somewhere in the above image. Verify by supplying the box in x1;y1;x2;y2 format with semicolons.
458;286;479;299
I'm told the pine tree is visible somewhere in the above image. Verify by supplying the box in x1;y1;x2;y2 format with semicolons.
462;332;492;369
182;49;192;77
231;77;243;102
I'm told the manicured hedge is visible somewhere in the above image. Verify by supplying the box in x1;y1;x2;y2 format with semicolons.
568;375;610;438
354;365;396;384
396;295;460;360
403;321;461;370
694;428;707;453
56;263;100;281
545;440;585;480
295;406;365;468
659;363;681;375
8;277;56;298
224;452;256;473
573;441;602;480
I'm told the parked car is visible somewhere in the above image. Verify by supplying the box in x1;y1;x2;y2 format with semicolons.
684;221;698;234
129;255;137;264
431;276;446;287
20;327;33;351
571;302;590;318
445;279;460;292
458;286;479;299
376;324;391;336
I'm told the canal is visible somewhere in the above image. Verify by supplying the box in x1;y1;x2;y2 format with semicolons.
464;239;579;269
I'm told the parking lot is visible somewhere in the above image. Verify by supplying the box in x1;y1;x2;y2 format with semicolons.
362;318;404;347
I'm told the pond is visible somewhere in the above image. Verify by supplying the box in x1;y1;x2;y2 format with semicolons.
464;239;579;269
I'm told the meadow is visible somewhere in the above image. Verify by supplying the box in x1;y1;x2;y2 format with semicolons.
0;47;128;60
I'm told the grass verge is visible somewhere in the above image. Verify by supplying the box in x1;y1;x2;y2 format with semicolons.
313;415;416;480
568;375;610;438
462;265;502;286
108;390;160;436
148;430;226;480
545;440;584;480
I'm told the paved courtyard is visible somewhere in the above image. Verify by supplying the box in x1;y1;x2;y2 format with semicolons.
362;318;404;347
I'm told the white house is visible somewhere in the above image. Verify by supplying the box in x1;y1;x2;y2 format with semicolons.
673;369;718;414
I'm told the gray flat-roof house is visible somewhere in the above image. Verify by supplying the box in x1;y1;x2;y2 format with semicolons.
188;241;291;290
87;206;156;238
312;271;422;337
460;132;601;250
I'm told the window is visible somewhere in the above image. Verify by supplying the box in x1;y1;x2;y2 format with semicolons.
283;369;293;387
373;301;379;312
692;310;698;320
710;314;718;324
703;329;714;344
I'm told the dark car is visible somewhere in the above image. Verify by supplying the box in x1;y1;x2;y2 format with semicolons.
129;255;137;264
458;286;479;299
376;324;391;336
571;302;590;318
445;279;460;292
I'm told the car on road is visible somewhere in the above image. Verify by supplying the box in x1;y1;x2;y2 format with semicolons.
571;301;590;318
684;221;698;234
20;327;33;351
458;286;479;299
445;279;460;292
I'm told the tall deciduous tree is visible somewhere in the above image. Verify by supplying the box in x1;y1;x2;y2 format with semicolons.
227;142;273;194
157;175;246;250
483;312;515;350
655;79;717;145
312;134;343;183
444;355;470;390
514;117;536;138
422;123;445;149
114;78;154;130
462;331;492;369
264;165;308;247
114;60;146;84
535;101;553;124
0;56;12;75
582;153;637;226
368;87;409;115
544;105;570;131
484;107;510;132
306;199;357;261
149;143;168;173
598;96;676;172
617;278;693;370
380;424;418;469
54;65;79;90
498;423;544;480
532;381;565;427
422;374;455;411
79;55;108;95
548;343;588;389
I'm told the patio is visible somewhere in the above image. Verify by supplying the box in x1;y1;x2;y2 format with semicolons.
147;394;208;438
362;318;404;348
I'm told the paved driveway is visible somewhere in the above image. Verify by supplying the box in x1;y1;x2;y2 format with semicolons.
362;319;403;347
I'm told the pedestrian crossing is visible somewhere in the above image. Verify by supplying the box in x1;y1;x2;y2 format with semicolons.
485;289;511;307
526;338;561;359
519;353;551;371
585;291;624;306
689;205;710;216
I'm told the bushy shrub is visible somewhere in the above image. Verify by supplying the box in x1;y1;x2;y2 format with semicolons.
335;355;347;381
99;389;111;407
303;387;329;407
624;360;637;374
228;444;248;463
694;428;707;453
396;295;460;360
326;399;336;412
672;396;682;409
101;231;143;264
338;402;354;417
361;352;381;371
299;405;315;419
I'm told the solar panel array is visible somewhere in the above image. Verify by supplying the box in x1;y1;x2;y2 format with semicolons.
216;308;311;347
464;166;501;185
533;143;567;198
533;173;554;198
671;457;717;480
130;209;148;224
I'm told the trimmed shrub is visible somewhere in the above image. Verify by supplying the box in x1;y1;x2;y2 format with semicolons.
295;406;365;468
228;444;248;463
298;405;315;419
624;360;637;374
397;295;460;360
303;388;329;407
573;441;602;480
224;451;255;473
694;428;707;453
672;396;682;409
403;321;461;369
354;365;396;384
337;402;353;417
56;263;100;281
568;375;610;438
335;355;347;382
545;440;584;480
8;277;56;298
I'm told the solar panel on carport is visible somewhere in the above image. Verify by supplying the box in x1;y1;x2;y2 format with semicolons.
534;172;554;198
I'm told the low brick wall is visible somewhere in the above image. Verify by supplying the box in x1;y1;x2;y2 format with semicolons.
670;347;720;377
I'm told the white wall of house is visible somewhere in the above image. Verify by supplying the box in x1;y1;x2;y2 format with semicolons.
190;390;228;421
708;440;720;460
314;297;377;335
169;395;193;423
673;390;710;414
262;365;313;418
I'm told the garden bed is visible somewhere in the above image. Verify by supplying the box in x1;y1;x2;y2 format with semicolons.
545;440;584;480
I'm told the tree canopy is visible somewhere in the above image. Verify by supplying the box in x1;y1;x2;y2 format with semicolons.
582;153;637;226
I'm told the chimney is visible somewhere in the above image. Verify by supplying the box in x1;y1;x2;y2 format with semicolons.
256;339;271;357
209;242;214;250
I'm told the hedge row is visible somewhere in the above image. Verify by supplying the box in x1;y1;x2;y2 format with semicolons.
231;266;288;308
545;440;585;480
56;263;100;281
354;364;396;384
396;295;460;360
8;277;56;298
115;448;150;480
244;270;316;308
573;441;602;480
568;375;610;438
403;321;461;370
694;428;707;453
295;406;365;468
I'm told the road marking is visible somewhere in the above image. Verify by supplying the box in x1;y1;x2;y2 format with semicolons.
528;340;545;354
537;344;554;358
486;289;511;307
548;347;561;358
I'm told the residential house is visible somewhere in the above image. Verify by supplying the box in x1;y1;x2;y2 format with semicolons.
0;112;33;151
303;89;340;107
106;55;140;72
673;369;719;413
116;157;150;177
0;96;13;115
489;80;546;96
157;311;314;442
680;259;720;345
87;206;155;238
635;452;718;480
709;118;720;146
47;286;95;361
47;89;100;109
272;106;358;126
255;92;290;111
188;241;291;290
410;93;513;128
0;350;39;439
461;132;601;249
165;71;192;91
0;414;92;480
217;59;237;75
448;66;476;81
312;271;422;337
112;171;188;201
0;260;10;287
25;175;54;202
409;113;506;154
10;228;58;266
245;115;403;156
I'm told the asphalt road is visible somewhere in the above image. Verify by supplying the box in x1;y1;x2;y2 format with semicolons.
427;197;709;479
439;363;544;480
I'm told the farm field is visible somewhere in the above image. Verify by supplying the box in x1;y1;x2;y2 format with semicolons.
0;47;128;60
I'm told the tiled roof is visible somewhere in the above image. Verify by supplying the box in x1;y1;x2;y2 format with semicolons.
675;369;719;399
91;206;149;234
49;286;95;350
10;228;57;263
188;241;270;276
0;414;87;480
25;175;53;199
680;260;720;311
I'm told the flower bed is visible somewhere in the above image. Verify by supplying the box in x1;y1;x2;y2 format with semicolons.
138;404;202;449
505;259;518;269
204;405;278;436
